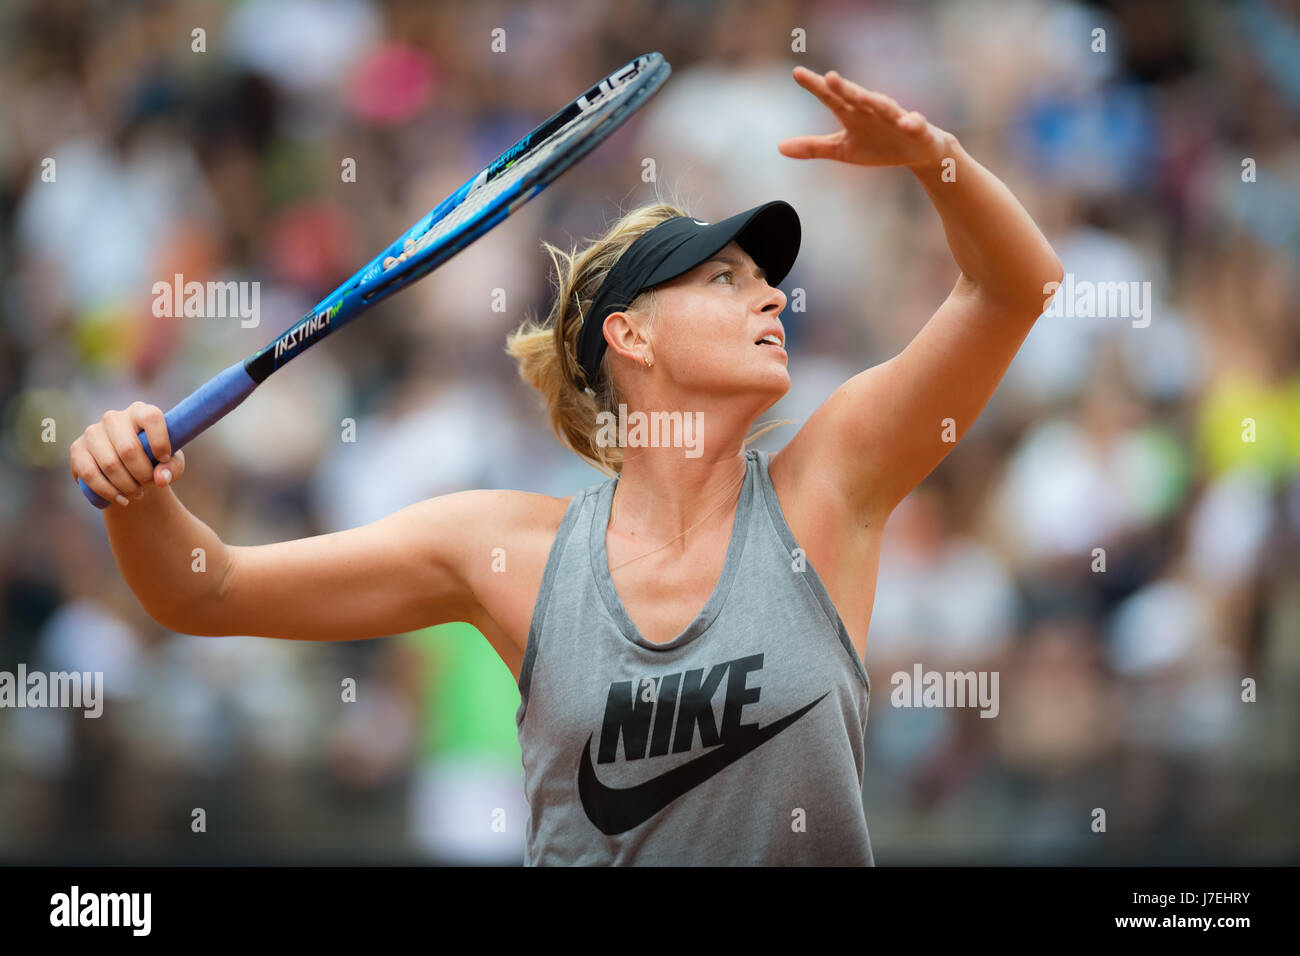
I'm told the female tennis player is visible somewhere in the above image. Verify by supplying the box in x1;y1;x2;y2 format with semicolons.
72;67;1062;865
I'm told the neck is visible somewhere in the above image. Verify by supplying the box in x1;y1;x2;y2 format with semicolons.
608;401;757;549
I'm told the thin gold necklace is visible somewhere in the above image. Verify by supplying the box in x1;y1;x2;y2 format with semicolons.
607;461;748;574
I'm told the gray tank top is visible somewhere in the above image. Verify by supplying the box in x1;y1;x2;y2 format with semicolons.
515;447;874;865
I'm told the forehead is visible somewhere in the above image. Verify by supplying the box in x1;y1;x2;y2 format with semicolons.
667;241;759;283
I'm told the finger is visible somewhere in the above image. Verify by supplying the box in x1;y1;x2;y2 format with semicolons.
826;71;903;119
131;402;173;464
104;409;159;489
71;441;128;507
154;449;184;487
778;132;844;160
792;65;856;119
821;70;894;111
84;423;144;499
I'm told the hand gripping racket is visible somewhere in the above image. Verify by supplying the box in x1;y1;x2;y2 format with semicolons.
79;52;671;507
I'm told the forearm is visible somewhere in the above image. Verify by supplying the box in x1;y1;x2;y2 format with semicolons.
909;136;1062;308
104;485;230;632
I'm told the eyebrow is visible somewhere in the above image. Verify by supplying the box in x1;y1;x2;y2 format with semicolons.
704;254;765;282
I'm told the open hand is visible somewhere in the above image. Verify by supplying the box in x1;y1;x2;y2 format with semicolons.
779;66;952;169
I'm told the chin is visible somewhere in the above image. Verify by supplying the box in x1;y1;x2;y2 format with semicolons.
751;368;791;409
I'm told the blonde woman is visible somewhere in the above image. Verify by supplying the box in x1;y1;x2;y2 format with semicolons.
72;67;1062;865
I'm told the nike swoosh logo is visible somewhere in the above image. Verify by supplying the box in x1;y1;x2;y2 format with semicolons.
578;692;829;835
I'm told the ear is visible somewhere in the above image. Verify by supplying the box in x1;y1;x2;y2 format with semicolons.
602;310;652;365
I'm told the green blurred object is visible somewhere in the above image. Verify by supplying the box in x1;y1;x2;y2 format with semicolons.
403;622;522;764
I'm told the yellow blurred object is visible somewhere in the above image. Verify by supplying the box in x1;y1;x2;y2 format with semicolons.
1197;374;1300;482
73;302;143;371
2;387;78;467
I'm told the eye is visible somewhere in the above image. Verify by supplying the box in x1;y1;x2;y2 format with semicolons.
712;269;735;284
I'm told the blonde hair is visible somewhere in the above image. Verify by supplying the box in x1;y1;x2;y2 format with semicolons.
505;199;794;476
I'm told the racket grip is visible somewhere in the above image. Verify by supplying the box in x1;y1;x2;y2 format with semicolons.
79;360;259;509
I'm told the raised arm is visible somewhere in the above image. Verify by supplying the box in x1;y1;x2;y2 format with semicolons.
776;67;1063;519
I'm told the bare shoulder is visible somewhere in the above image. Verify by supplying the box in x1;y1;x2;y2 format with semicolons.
768;360;898;520
425;487;572;530
422;487;572;604
767;431;859;527
435;488;574;683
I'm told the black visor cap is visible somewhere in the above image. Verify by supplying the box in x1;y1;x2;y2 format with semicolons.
640;199;801;290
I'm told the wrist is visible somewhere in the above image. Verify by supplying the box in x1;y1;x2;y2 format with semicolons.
906;128;960;172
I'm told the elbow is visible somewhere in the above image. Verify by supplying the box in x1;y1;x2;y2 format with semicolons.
162;547;238;636
1034;250;1065;298
1038;257;1066;318
972;255;1066;320
144;600;216;638
1047;255;1065;291
145;560;236;637
1020;255;1065;320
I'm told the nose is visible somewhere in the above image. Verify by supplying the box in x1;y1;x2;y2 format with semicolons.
758;282;786;314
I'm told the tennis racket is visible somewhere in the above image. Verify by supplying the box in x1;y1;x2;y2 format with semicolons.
78;52;671;507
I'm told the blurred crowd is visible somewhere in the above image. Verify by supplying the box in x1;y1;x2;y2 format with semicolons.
1;0;1297;863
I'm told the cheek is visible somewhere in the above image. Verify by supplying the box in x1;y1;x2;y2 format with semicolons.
665;322;731;372
654;298;746;374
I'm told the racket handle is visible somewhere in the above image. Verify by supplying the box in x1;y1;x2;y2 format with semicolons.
79;360;259;509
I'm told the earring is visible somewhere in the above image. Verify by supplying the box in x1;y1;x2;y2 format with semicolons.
644;357;653;369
